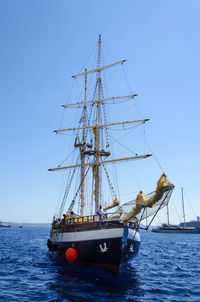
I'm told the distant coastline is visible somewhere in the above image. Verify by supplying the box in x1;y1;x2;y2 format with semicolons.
3;222;51;228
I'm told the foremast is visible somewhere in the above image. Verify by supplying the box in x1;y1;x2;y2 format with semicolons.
94;34;102;212
80;69;87;216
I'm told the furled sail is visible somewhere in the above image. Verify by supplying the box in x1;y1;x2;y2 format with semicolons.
120;174;170;222
103;198;120;211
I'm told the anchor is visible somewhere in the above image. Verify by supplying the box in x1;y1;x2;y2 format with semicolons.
99;242;108;253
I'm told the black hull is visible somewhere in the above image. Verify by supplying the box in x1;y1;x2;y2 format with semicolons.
0;225;11;228
47;225;140;273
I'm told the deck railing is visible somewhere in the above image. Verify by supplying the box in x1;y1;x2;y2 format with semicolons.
52;213;110;230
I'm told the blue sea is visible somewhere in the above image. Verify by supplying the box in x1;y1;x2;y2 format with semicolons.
0;227;200;302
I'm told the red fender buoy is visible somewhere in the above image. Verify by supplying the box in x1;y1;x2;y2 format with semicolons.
65;248;77;262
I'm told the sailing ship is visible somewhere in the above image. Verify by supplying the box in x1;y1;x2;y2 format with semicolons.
47;35;174;273
152;188;200;233
0;221;11;228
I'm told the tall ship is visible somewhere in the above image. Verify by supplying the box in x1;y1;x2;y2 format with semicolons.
47;35;174;273
152;188;200;233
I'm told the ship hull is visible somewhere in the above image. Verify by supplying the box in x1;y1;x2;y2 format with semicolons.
47;224;140;273
0;225;11;228
152;227;200;234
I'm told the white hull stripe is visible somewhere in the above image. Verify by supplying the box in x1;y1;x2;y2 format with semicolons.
51;227;140;243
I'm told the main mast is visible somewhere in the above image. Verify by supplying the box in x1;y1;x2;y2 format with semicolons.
94;34;102;212
181;187;186;227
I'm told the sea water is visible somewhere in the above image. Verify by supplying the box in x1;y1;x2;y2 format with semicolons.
0;227;200;301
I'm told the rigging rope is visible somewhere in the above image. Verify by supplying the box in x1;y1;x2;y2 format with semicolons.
138;128;164;174
145;190;171;230
102;164;116;200
100;81;110;148
78;42;98;76
58;149;76;167
57;158;79;218
171;198;181;223
122;63;165;174
67;166;91;214
122;64;133;95
58;80;75;130
184;190;197;218
108;132;138;156
90;173;94;215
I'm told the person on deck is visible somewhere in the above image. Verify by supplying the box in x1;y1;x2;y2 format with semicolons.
70;211;75;218
96;205;104;221
61;214;66;225
70;211;75;224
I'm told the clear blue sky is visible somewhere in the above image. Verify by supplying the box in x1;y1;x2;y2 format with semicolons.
1;0;200;224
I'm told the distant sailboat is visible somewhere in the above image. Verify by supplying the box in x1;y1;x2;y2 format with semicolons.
0;221;11;228
152;188;200;233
